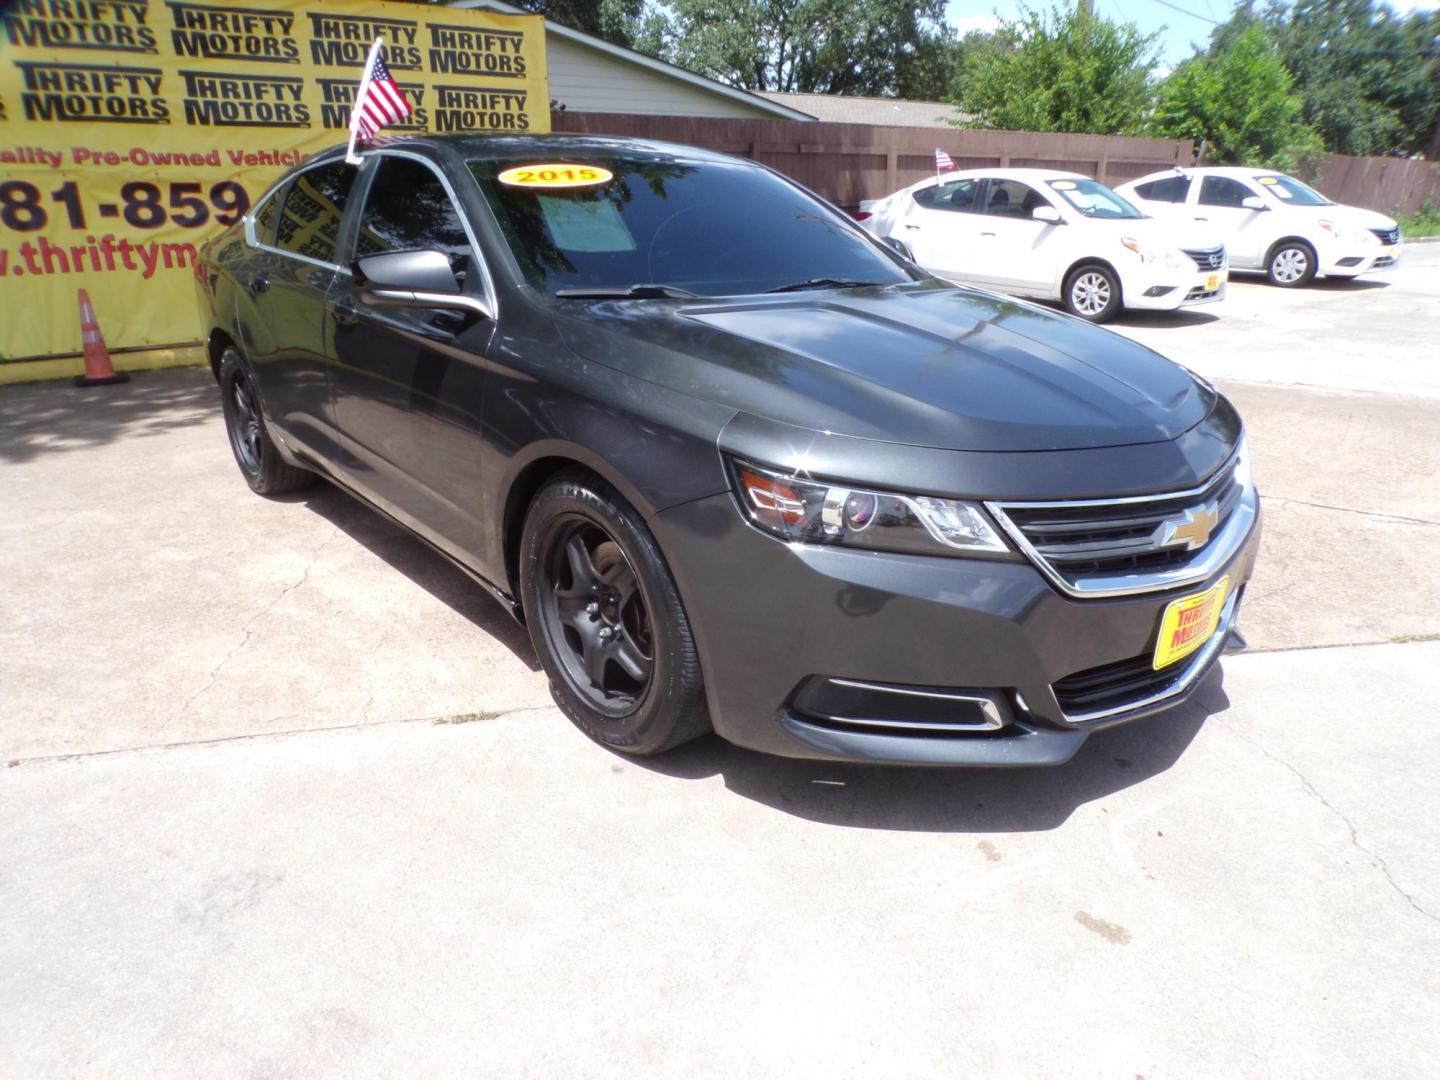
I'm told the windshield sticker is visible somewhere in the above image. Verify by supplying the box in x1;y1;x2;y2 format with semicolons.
1051;180;1077;190
537;195;636;252
499;164;614;189
1257;176;1278;184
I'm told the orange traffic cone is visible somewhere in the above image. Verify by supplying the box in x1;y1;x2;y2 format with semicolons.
73;289;129;387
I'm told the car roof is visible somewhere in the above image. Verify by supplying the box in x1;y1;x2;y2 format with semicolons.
308;132;742;168
931;167;1091;184
1126;166;1293;184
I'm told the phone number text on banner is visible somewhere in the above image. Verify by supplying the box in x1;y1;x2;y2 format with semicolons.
0;0;549;362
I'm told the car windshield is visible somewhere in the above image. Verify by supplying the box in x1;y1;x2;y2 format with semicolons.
1045;178;1143;219
1252;174;1331;205
469;155;914;297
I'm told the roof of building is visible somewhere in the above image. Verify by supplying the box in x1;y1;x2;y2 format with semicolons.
758;93;970;129
452;1;816;122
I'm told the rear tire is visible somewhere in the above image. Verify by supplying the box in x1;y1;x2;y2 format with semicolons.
1265;241;1317;287
519;472;711;756
218;347;314;496
1063;264;1122;322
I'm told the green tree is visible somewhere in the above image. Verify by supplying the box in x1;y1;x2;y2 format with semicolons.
647;0;954;96
1153;25;1323;171
945;4;1158;134
1202;1;1439;158
506;0;653;49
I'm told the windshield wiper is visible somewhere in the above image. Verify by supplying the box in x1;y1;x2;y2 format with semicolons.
553;283;700;300
765;277;887;294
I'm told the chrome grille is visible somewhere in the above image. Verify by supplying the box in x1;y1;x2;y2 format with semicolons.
1182;246;1225;271
1370;227;1401;246
987;445;1256;599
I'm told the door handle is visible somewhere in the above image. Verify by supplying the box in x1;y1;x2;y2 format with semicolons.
331;302;359;327
904;224;921;230
247;273;270;295
980;231;997;237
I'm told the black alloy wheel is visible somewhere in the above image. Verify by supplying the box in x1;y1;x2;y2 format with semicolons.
218;347;314;496
542;520;654;717
520;474;710;755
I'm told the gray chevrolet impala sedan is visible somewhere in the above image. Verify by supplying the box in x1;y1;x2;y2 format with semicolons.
194;133;1260;766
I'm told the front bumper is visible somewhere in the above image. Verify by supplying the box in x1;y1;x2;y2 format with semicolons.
1320;240;1402;276
1121;264;1228;311
650;494;1261;766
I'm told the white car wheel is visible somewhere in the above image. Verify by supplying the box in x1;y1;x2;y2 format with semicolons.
1267;242;1316;287
1065;266;1120;322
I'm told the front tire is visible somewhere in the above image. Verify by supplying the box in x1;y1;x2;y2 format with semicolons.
1064;264;1122;322
1266;241;1317;287
519;473;711;755
218;347;314;496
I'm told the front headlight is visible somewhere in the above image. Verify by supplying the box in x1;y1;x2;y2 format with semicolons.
728;458;1010;556
1121;237;1189;270
1318;219;1365;244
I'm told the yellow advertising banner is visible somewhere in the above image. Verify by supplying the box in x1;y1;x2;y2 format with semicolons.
0;0;549;367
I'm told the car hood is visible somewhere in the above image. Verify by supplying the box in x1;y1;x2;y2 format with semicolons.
1329;204;1398;230
1080;215;1217;250
554;282;1214;452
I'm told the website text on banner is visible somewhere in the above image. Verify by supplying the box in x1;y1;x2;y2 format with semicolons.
0;0;550;365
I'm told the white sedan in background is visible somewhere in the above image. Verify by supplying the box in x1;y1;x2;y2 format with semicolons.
1117;167;1402;287
860;168;1226;322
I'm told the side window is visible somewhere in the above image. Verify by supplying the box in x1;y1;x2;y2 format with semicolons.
1135;176;1188;203
355;156;473;274
1198;176;1253;208
984;179;1046;218
913;178;979;213
275;163;357;264
252;183;285;245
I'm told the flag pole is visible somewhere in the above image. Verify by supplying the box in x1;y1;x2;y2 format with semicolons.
345;37;384;165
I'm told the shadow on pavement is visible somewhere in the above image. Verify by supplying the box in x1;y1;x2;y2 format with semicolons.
1311;277;1389;292
0;367;217;465
629;673;1226;832
300;481;541;670
1031;300;1220;330
1109;308;1222;330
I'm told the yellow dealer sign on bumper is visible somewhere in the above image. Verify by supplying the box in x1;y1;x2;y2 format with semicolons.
1153;576;1231;671
0;0;549;367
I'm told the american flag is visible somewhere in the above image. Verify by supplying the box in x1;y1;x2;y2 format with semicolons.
352;49;412;140
935;148;956;173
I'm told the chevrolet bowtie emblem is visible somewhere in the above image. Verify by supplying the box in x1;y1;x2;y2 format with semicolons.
1159;503;1219;551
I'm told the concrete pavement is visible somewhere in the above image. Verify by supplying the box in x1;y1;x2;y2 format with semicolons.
3;250;1439;1077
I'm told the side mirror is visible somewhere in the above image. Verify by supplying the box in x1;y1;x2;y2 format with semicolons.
1241;196;1268;211
879;235;915;261
1032;205;1064;225
353;249;491;319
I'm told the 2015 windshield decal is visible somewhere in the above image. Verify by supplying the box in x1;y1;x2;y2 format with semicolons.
498;164;613;188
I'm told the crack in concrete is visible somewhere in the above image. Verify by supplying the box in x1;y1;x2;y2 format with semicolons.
1261;494;1440;529
154;528;341;736
6;705;557;769
1243;636;1440;655
1220;719;1440;927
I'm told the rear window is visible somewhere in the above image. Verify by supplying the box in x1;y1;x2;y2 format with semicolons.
1134;176;1189;203
275;162;357;264
469;155;912;297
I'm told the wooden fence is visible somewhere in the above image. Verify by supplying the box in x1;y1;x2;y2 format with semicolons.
553;112;1440;217
1311;154;1440;216
552;112;1192;211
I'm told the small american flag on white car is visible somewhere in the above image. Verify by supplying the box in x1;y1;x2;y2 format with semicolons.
935;148;956;173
